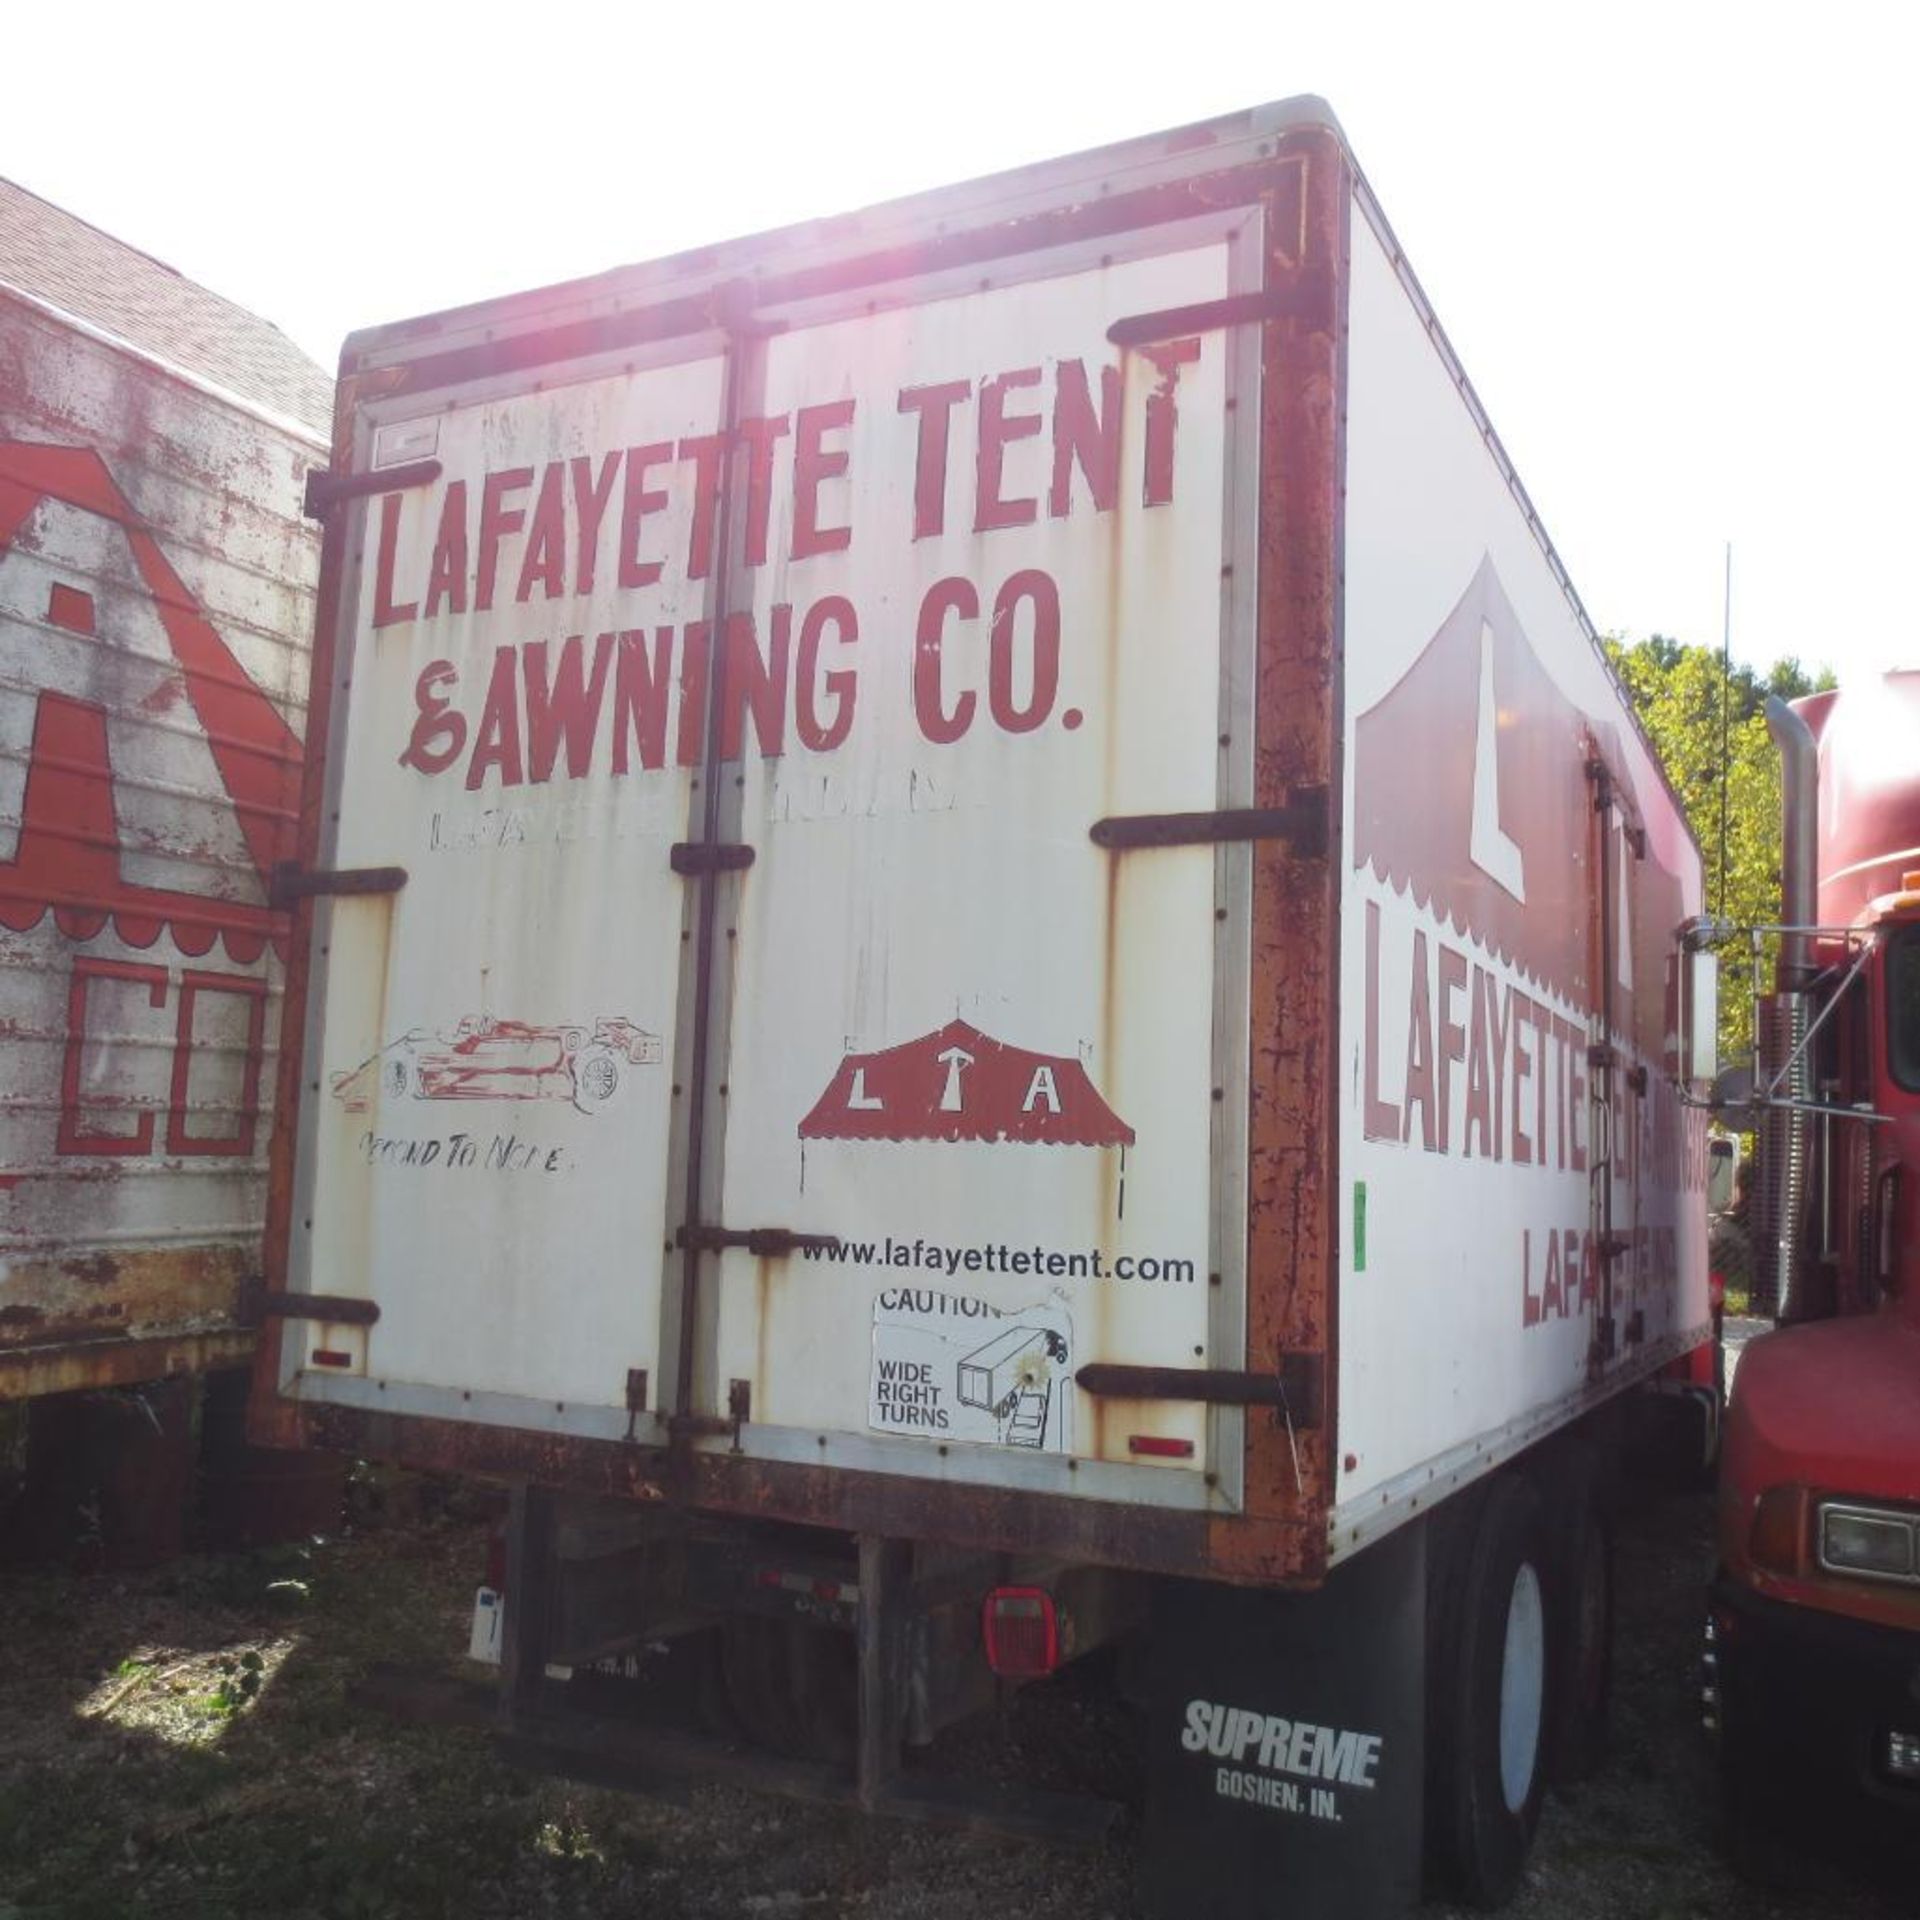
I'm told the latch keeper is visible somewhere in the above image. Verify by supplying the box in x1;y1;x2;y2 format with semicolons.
670;843;756;876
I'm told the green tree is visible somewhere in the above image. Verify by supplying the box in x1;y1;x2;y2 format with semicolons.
1603;636;1835;1066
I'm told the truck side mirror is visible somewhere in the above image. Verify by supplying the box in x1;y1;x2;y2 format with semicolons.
1683;946;1720;1088
1709;1064;1756;1132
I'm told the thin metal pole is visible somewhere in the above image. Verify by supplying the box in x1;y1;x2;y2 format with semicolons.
1718;541;1732;919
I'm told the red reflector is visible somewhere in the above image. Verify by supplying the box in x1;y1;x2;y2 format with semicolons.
812;1579;842;1604
755;1567;784;1589
311;1349;353;1369
1128;1434;1195;1458
982;1586;1060;1679
1709;1270;1726;1311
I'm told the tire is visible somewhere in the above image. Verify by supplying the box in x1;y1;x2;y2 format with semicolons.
572;1047;619;1112
1545;1453;1614;1783
1430;1475;1553;1907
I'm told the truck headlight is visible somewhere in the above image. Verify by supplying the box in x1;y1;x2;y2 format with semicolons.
1818;1502;1919;1584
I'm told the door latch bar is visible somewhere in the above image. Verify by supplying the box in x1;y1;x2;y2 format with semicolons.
271;863;407;908
678;1226;841;1258
1089;794;1327;857
1076;1357;1323;1428
303;460;442;520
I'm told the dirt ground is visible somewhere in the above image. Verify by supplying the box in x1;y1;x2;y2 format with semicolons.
0;1466;1911;1920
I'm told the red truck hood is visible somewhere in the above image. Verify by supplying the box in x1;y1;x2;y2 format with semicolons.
1728;1313;1920;1505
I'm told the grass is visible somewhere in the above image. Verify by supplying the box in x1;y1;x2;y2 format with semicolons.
0;1497;680;1920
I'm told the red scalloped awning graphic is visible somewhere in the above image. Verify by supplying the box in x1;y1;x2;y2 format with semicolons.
799;1020;1133;1147
1352;554;1686;1056
0;442;300;961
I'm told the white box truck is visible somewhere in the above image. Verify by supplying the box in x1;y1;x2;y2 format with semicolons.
256;99;1714;1911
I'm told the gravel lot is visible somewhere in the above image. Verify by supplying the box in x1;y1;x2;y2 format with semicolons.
0;1459;1912;1919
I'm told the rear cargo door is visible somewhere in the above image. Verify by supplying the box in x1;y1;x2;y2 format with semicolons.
285;342;726;1429
691;214;1263;1505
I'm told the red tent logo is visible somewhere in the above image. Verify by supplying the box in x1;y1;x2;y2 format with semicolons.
799;1020;1132;1148
1352;553;1685;1056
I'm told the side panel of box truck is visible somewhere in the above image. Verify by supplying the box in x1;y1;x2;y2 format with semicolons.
1333;203;1712;1555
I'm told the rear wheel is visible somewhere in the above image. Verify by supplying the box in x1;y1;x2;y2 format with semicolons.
1430;1475;1553;1906
1545;1451;1613;1782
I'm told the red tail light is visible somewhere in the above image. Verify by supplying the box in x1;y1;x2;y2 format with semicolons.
982;1586;1060;1679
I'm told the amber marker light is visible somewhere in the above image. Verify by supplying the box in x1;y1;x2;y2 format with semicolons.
1748;1484;1812;1577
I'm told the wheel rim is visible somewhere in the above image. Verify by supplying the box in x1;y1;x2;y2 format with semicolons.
1498;1560;1546;1813
581;1055;617;1102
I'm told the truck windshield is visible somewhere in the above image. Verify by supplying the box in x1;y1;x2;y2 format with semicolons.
1887;927;1920;1091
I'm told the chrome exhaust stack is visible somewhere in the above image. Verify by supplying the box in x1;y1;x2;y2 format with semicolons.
1759;697;1819;1322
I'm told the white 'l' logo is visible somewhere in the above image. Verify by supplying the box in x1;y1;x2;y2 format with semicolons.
1470;620;1527;902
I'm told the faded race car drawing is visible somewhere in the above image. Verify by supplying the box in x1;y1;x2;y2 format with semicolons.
331;1015;661;1116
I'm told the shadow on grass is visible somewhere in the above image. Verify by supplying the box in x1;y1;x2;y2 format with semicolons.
0;1507;681;1920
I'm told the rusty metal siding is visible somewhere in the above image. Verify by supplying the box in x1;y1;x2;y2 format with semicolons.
0;289;323;1394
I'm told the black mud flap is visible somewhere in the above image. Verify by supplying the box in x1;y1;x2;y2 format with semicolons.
1143;1521;1426;1919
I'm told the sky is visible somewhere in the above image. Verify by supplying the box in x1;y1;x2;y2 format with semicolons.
7;0;1915;687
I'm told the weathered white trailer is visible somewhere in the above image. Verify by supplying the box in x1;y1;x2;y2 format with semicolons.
261;99;1712;1910
0;179;331;1557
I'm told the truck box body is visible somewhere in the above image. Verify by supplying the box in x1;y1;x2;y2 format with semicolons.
1;185;329;1400
266;100;1710;1588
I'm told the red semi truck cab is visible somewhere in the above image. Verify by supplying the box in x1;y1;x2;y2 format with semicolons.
1711;675;1920;1848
